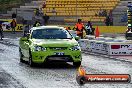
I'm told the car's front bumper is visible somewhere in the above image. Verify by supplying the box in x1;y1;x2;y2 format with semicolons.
31;50;82;63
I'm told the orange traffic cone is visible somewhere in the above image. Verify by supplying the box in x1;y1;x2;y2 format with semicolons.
77;66;86;76
95;26;100;38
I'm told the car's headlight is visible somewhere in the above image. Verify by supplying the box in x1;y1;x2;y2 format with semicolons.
34;46;46;51
70;45;81;51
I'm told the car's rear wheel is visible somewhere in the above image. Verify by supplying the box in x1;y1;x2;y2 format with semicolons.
19;48;24;63
73;61;81;67
29;49;35;67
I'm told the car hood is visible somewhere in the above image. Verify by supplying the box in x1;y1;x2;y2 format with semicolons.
31;39;78;47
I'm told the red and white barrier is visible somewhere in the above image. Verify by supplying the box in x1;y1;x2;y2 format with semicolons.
78;39;89;51
87;40;96;52
79;37;132;56
92;41;108;54
106;41;132;56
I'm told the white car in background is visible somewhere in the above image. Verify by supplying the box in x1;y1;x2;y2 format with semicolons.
2;22;11;30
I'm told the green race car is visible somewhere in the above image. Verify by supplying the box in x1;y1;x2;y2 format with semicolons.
19;26;82;67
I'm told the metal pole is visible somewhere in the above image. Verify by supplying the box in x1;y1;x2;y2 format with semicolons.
16;9;17;17
76;0;77;22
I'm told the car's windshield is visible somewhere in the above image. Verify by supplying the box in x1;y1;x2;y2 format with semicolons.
32;28;73;39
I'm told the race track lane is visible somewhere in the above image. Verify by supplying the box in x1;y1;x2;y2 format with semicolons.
0;38;132;88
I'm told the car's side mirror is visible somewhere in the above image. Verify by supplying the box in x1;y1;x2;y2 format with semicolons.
75;36;80;40
21;37;28;41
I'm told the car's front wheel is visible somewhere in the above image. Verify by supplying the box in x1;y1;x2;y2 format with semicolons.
19;48;24;63
73;61;81;67
29;49;35;67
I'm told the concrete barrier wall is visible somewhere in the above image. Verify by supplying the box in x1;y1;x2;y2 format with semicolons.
78;36;132;56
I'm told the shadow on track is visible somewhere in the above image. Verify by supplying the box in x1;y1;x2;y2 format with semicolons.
19;61;77;69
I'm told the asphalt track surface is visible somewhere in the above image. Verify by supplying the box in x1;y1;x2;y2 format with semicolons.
0;32;132;88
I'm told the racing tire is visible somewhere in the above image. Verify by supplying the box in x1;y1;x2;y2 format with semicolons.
29;49;35;67
73;61;81;67
19;48;24;63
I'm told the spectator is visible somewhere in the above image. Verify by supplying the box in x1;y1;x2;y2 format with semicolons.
12;12;17;19
109;10;113;26
104;16;110;26
85;21;93;35
102;10;107;17
39;7;44;17
98;11;102;16
34;8;39;16
33;21;41;27
10;19;17;34
22;18;27;25
0;24;4;40
109;10;113;17
110;16;113;26
98;8;103;16
75;19;85;39
42;1;46;9
23;25;30;37
43;14;49;25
